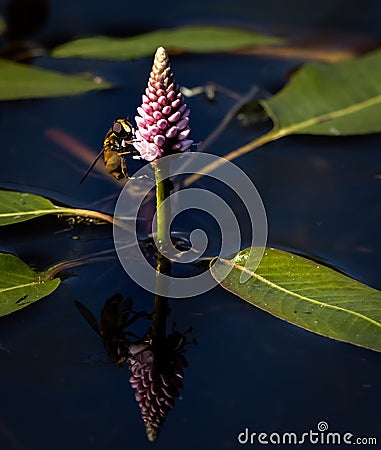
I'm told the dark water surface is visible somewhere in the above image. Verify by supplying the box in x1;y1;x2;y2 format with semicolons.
0;1;381;449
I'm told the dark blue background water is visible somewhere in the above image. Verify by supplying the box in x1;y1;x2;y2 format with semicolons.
0;0;381;449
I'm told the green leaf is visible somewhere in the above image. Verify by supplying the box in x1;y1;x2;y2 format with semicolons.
0;190;114;226
0;253;60;317
52;26;284;60
0;190;61;225
211;248;381;352
261;48;381;136
0;59;111;101
190;48;381;181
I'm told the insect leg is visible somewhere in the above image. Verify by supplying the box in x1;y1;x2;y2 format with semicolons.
80;148;105;184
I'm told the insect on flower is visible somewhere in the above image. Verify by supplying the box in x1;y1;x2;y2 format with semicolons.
80;118;137;183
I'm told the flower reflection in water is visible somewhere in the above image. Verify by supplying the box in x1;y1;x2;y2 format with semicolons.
76;294;193;442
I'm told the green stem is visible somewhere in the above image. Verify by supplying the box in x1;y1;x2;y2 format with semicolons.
183;128;281;186
0;206;131;230
151;161;173;341
154;159;172;252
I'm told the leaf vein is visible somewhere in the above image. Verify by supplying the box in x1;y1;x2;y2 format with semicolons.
220;258;381;329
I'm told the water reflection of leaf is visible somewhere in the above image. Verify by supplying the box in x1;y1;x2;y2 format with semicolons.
0;250;116;317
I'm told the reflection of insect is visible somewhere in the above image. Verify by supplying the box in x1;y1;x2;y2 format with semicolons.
75;294;151;365
80;118;136;184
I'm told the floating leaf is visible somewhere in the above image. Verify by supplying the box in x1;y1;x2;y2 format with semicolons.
52;26;284;60
211;248;381;352
0;253;60;317
261;48;381;136
186;48;381;183
0;190;114;226
0;59;111;101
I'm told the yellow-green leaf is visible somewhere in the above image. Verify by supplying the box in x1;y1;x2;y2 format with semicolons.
52;26;284;60
211;247;381;352
261;48;381;136
0;59;111;101
0;253;60;317
194;48;381;180
0;190;114;226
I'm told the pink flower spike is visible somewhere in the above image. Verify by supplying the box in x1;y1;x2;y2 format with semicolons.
178;129;191;140
173;139;193;152
168;111;181;123
133;46;193;161
176;118;189;130
148;125;160;136
141;103;153;114
158;96;168;106
162;106;172;116
157;119;168;130
139;128;152;141
179;139;193;150
135;116;146;128
178;104;187;114
167;91;176;102
171;99;181;109
136;106;150;120
166;126;178;139
154;135;166;146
